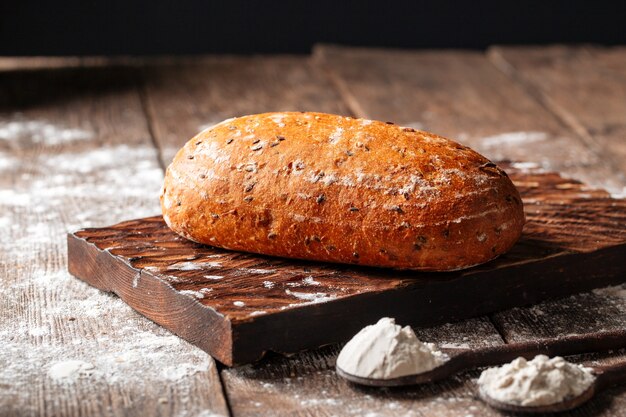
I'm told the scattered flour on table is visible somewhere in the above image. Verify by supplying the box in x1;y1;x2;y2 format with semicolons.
593;283;626;299
439;342;470;349
161;362;209;381
195;411;229;417
0;145;161;257
0;152;19;171
478;355;595;406
336;317;448;379
480;131;548;147
0;118;93;145
48;360;95;381
1;140;216;414
510;161;542;171
28;326;49;337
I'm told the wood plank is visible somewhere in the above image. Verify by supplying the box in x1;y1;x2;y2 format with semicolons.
588;46;626;75
314;45;626;196
222;333;626;417
221;322;505;417
0;66;229;417
493;287;626;343
141;56;350;166
490;285;626;416
67;166;626;366
487;45;626;195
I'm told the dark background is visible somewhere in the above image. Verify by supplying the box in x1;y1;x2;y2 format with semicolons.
1;0;625;56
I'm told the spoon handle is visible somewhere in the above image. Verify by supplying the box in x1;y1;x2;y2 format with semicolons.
594;361;626;390
461;329;626;369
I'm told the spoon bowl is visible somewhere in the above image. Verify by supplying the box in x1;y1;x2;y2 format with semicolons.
336;349;469;387
336;362;451;387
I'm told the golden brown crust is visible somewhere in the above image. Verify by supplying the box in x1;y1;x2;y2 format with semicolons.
161;112;525;271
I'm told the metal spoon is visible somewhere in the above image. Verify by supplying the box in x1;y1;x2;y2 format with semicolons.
479;361;626;413
336;328;626;387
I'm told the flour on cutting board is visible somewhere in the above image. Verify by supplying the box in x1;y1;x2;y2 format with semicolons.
167;261;222;271
180;290;207;299
285;289;336;304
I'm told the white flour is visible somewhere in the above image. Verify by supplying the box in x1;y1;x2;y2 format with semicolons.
480;131;548;147
0;139;221;415
336;317;448;379
0;118;93;145
593;283;626;299
478;355;595;406
48;360;95;381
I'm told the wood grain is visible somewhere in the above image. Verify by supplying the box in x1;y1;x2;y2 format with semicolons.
314;44;626;195
68;165;626;366
140;56;350;166
221;340;504;417
0;64;229;417
589;46;626;75
5;50;626;417
490;269;626;416
487;45;626;191
222;314;504;417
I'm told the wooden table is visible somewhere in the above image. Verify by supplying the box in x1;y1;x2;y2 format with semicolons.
1;45;626;417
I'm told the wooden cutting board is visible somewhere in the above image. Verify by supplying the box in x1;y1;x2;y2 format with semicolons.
67;164;626;366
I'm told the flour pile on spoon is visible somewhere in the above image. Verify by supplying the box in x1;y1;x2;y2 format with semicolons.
336;317;448;379
478;355;595;406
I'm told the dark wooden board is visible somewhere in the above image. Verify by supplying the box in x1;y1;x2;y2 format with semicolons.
67;164;626;366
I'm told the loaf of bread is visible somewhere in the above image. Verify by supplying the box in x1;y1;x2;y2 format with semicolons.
161;112;525;271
